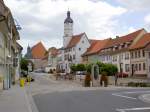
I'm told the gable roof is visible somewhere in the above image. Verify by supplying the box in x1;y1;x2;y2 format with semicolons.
66;33;85;48
130;33;150;50
49;47;59;57
103;28;145;49
31;41;47;59
83;38;110;56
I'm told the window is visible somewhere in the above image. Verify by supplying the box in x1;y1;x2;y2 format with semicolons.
125;53;129;60
143;63;146;70
113;56;117;62
142;50;145;57
135;64;138;71
139;63;141;71
122;44;125;48
131;52;133;59
82;40;84;43
135;51;137;58
73;55;75;59
121;54;123;60
125;64;130;72
138;51;141;58
79;48;81;51
107;56;109;61
115;47;118;50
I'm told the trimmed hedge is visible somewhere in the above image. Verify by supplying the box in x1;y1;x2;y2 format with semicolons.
128;82;150;87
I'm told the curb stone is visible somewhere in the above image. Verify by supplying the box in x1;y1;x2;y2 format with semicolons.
25;87;39;112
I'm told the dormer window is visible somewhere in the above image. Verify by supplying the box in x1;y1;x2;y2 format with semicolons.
122;44;125;48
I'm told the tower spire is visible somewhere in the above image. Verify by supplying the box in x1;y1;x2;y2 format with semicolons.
63;10;73;47
64;10;73;23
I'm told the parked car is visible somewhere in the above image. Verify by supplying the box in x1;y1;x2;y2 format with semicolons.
34;69;44;73
45;65;56;73
117;72;128;78
76;71;86;75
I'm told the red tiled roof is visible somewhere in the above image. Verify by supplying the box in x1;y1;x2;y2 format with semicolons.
66;33;85;48
31;42;47;59
83;38;110;56
130;33;150;50
103;28;144;49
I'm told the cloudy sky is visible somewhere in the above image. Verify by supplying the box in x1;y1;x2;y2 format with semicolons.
4;0;150;54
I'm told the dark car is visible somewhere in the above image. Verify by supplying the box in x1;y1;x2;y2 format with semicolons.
117;72;128;78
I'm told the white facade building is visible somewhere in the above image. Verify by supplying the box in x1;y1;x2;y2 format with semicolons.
58;11;90;73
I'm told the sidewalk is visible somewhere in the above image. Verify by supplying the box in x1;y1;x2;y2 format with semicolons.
0;85;32;112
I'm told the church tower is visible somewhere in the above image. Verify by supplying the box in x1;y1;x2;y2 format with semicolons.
63;11;73;47
25;44;32;59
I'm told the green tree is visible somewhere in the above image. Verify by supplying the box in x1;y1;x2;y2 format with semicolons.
85;63;92;73
96;61;105;74
20;58;28;71
76;64;86;71
101;63;118;76
70;64;77;73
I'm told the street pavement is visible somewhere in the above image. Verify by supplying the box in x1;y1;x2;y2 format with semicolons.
33;89;150;112
1;72;150;112
29;72;150;112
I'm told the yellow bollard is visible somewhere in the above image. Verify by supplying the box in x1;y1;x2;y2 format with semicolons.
20;78;25;87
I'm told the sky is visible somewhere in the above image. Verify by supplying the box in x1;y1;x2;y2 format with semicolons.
4;0;150;54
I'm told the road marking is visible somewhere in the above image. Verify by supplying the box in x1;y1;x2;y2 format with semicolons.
116;107;150;112
112;93;137;100
123;91;150;94
112;90;150;100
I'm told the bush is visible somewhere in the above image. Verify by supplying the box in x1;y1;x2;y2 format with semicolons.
128;82;150;87
84;72;91;87
100;71;108;87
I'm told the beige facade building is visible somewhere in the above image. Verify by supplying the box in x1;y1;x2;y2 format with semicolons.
98;28;150;78
129;33;150;78
0;0;21;90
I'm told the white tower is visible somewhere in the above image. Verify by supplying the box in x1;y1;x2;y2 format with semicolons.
63;11;73;47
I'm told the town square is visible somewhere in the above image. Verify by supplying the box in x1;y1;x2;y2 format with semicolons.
0;0;150;112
